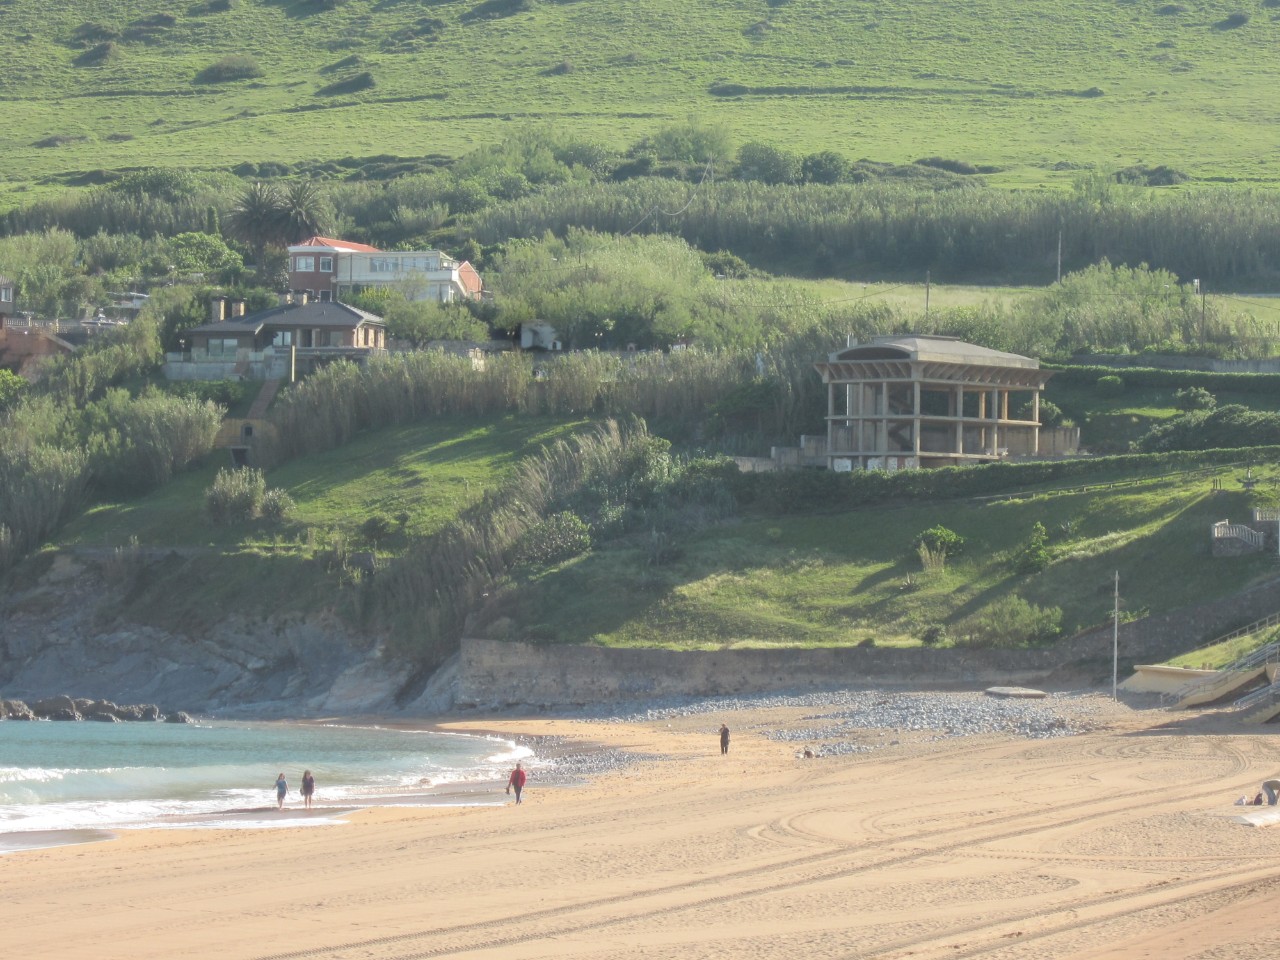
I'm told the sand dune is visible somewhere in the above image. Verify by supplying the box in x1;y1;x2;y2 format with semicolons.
6;694;1280;960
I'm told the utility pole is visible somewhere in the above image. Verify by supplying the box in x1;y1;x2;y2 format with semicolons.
1112;571;1120;701
1194;278;1206;346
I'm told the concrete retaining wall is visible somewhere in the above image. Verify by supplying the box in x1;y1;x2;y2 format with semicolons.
456;639;1061;708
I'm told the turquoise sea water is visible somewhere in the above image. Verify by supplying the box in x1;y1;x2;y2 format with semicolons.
0;720;529;841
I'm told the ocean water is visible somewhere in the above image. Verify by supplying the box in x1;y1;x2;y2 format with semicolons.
0;720;530;842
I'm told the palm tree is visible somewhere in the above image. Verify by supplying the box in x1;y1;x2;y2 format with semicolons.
227;181;285;275
279;180;329;244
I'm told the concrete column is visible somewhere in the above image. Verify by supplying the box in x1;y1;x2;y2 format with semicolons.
912;380;922;458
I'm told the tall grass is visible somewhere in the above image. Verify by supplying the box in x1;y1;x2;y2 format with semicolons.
371;418;648;664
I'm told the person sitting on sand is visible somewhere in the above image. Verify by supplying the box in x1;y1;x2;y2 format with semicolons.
507;762;527;805
275;773;288;810
1263;778;1280;806
300;770;315;810
1252;791;1266;806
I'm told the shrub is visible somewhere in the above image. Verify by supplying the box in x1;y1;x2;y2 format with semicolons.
913;525;965;558
196;55;263;83
1015;521;1051;573
1016;398;1064;427
954;596;1062;648
316;71;375;96
920;624;947;646
205;467;266;525
189;0;233;13
74;42;120;66
1096;375;1125;397
260;488;295;524
1214;12;1249;29
1174;386;1216;411
515;511;592;566
360;515;394;545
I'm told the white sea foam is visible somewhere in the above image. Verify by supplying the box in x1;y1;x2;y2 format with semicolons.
0;720;523;841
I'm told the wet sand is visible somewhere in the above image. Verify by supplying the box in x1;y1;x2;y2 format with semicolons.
4;693;1280;960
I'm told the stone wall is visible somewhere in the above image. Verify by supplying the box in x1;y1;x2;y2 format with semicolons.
456;639;1060;708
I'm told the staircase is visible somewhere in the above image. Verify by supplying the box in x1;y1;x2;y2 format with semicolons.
246;379;281;420
1160;620;1280;709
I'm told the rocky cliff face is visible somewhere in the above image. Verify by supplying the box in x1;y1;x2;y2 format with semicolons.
0;553;418;718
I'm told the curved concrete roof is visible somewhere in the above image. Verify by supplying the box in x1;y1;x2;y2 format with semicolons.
830;335;1039;369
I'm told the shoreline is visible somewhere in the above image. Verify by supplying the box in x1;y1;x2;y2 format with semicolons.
8;686;1280;960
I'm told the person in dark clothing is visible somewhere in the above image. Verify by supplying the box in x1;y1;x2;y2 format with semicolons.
507;761;527;804
1262;778;1280;805
300;770;315;810
719;724;730;755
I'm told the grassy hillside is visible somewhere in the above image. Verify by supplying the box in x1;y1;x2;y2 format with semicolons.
507;468;1274;649
38;414;585;629
4;0;1280;203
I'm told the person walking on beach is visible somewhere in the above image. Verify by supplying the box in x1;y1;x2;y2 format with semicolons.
719;724;730;755
275;772;288;810
1263;778;1280;805
300;770;315;810
507;762;527;804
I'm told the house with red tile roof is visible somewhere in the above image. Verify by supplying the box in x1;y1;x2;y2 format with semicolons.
287;236;484;304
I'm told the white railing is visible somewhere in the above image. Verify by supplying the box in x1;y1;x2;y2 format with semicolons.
1161;631;1280;708
1253;508;1280;523
1212;521;1264;547
1232;680;1280;713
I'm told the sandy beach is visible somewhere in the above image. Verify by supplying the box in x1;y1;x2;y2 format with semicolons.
5;690;1280;960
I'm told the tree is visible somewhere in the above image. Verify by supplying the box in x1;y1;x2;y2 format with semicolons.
735;142;800;185
166;232;242;278
279;179;330;243
801;150;848;184
0;369;26;412
227;182;286;273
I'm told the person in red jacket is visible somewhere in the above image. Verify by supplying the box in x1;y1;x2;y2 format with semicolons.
506;761;527;804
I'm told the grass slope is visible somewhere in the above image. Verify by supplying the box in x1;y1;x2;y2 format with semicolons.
41;414;585;630
4;0;1280;202
512;468;1275;649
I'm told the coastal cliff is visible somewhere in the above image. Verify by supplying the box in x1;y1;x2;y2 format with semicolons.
0;552;411;717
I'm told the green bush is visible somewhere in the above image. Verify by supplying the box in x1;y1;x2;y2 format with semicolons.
1016;398;1064;426
260;488;295;524
1096;375;1125;397
515;511;591;566
1174;386;1216;411
1135;404;1280;452
361;515;394;545
195;55;263;83
1015;521;1051;573
954;595;1062;648
205;467;266;525
912;524;966;558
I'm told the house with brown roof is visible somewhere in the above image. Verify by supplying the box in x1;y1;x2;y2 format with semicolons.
287;236;484;304
164;295;386;382
813;335;1055;470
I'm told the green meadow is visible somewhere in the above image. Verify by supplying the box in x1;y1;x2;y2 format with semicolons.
499;466;1273;649
5;0;1280;204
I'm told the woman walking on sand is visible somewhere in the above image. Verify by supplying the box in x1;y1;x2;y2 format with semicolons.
300;770;315;810
275;772;288;810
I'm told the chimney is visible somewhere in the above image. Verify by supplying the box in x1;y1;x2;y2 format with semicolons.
210;296;226;324
231;299;246;318
299;291;310;306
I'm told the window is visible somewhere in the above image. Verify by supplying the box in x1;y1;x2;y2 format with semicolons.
319;290;331;302
207;338;240;357
271;330;293;347
370;257;398;274
0;287;11;302
319;257;333;272
295;256;315;272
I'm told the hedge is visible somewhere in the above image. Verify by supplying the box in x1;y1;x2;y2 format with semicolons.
738;445;1280;513
1043;362;1280;396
